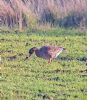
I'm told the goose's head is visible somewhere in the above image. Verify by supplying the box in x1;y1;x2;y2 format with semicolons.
29;47;37;57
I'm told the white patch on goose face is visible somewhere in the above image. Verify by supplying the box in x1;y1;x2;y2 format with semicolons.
55;49;63;58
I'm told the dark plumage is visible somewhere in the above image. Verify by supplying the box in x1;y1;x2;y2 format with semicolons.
28;46;65;63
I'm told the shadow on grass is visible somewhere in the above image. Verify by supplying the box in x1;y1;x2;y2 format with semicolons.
57;56;87;62
57;56;74;61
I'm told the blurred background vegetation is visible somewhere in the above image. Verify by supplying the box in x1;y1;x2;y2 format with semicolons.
0;0;87;31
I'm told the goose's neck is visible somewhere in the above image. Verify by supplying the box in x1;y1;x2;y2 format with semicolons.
35;49;40;57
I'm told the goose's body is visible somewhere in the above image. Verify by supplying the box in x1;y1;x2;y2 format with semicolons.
29;46;65;63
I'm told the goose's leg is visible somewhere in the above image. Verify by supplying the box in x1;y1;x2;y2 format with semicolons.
48;58;52;63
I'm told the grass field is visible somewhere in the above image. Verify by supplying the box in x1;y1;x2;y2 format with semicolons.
0;28;87;100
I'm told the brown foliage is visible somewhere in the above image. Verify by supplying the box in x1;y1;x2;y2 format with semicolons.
0;0;87;29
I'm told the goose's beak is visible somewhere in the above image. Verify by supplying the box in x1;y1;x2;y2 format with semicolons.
29;54;32;57
25;55;29;60
25;54;32;60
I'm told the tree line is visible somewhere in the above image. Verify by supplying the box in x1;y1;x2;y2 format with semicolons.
0;0;87;31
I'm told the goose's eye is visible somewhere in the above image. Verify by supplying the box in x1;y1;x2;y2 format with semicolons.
29;49;34;54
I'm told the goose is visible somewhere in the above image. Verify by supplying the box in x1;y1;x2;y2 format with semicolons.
28;46;65;63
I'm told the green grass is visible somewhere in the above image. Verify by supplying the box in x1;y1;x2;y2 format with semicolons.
0;28;87;100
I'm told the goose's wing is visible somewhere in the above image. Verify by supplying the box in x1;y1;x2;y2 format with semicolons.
39;46;63;58
47;46;63;58
38;46;51;59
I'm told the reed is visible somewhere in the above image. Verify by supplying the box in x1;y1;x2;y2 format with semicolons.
0;0;87;30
